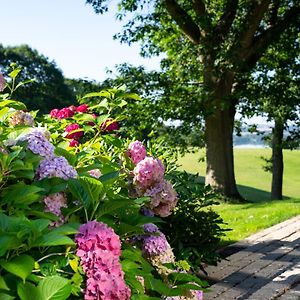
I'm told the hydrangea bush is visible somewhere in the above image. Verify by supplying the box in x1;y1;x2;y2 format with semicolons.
0;66;207;299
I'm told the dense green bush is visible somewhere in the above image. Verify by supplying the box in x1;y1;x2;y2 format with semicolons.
162;172;228;269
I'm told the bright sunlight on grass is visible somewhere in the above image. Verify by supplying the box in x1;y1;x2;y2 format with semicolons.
178;148;300;244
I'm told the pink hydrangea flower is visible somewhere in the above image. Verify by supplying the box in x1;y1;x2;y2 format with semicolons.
88;169;102;178
0;72;6;91
77;104;89;113
65;123;84;140
75;221;131;300
68;105;77;112
43;192;67;227
127;141;147;165
145;179;178;217
101;118;119;132
56;107;75;119
133;157;165;190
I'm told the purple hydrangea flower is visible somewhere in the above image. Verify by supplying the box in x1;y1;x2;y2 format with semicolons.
36;156;77;180
20;130;54;158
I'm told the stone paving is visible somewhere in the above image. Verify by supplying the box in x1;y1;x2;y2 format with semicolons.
203;215;300;300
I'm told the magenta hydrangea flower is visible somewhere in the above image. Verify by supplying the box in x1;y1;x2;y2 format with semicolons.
50;109;60;118
101;118;119;132
65;123;84;140
127;141;147;165
20;130;54;159
69;139;79;147
43;192;67;227
36;156;77;180
75;221;131;300
133;157;165;190
0;72;6;91
77;104;89;113
56;107;75;119
144;179;178;217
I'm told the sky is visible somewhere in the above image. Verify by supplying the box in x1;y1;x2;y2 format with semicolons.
0;0;161;82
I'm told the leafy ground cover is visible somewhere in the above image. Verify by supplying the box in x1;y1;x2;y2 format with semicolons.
178;148;300;245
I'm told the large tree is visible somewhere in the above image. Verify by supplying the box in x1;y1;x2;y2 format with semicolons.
240;29;300;200
87;0;300;198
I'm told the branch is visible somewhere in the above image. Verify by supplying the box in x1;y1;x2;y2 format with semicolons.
164;0;201;44
238;0;271;49
192;0;206;17
216;0;239;38
244;5;300;70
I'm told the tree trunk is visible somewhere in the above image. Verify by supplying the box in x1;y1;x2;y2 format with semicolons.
271;119;284;200
204;72;243;200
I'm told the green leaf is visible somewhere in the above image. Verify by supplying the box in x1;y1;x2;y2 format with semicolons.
97;198;133;217
33;233;75;247
0;183;44;206
99;171;119;183
37;276;71;300
0;255;34;281
0;99;27;110
54;147;76;166
50;223;79;235
17;281;40;300
68;177;103;209
0;235;21;257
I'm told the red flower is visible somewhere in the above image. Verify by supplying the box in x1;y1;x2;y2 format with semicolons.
57;107;75;119
50;109;59;118
69;139;79;147
65;123;84;139
76;104;89;113
101;118;119;132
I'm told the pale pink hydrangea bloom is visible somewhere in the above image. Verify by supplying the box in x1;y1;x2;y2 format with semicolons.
43;192;67;227
88;169;102;179
127;141;147;165
145;179;178;217
0;72;5;91
133;156;165;190
75;221;131;300
9;111;34;127
164;289;203;300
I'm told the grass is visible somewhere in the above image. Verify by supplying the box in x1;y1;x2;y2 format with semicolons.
178;148;300;245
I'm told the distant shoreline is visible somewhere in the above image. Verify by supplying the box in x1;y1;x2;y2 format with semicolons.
234;144;268;149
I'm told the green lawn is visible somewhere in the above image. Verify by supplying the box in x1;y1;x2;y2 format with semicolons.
178;148;300;244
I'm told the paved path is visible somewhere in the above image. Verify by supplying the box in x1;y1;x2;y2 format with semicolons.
203;215;300;300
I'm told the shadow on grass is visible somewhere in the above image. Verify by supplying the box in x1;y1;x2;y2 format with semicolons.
174;171;290;203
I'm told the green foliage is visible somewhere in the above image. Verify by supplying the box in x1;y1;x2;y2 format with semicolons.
162;172;227;267
0;66;207;299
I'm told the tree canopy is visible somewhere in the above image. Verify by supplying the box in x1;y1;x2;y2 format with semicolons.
86;0;300;199
0;44;75;113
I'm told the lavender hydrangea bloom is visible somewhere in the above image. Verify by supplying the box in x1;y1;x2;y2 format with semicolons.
36;156;77;180
20;130;54;158
142;234;169;256
143;223;159;233
0;72;5;91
